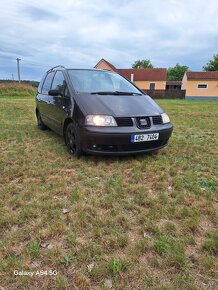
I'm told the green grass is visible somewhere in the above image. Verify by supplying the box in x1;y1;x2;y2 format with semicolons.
107;257;128;275
154;235;170;255
27;239;41;258
0;85;218;289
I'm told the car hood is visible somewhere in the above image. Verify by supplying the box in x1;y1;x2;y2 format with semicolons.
75;93;164;116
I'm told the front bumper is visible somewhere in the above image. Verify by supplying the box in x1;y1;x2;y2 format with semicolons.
80;123;173;155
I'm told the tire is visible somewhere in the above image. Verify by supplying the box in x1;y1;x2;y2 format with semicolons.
65;122;82;157
36;111;47;130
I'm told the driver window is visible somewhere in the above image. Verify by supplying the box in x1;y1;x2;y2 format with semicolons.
51;71;65;96
64;86;70;99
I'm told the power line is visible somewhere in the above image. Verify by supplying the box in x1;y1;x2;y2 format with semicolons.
24;62;50;68
0;55;51;68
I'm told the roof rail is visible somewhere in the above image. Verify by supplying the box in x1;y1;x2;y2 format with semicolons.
47;65;65;73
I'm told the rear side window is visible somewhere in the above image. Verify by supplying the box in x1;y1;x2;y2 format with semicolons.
38;74;46;94
41;72;55;94
51;71;65;95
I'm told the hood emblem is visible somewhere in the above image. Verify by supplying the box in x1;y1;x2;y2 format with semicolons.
139;118;147;126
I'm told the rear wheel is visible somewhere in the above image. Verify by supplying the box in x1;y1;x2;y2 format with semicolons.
36;111;47;130
65;123;82;157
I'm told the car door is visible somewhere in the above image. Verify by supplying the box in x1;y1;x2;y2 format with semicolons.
49;71;72;134
39;71;55;127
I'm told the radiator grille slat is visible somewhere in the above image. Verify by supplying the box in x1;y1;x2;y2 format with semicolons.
152;115;163;125
115;117;133;127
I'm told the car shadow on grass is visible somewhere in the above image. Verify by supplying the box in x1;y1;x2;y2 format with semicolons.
40;126;161;164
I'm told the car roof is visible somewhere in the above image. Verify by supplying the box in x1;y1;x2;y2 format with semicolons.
46;66;114;73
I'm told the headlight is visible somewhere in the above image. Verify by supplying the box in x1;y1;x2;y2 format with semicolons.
85;115;117;126
161;113;170;124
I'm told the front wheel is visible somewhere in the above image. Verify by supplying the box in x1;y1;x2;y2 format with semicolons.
65;123;82;157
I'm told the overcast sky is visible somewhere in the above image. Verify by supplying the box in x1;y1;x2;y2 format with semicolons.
0;0;218;80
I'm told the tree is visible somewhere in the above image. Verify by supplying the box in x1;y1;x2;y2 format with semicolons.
167;64;189;81
203;54;218;71
132;59;153;69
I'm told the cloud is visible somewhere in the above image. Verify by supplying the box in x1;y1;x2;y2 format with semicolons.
0;0;218;80
24;5;58;21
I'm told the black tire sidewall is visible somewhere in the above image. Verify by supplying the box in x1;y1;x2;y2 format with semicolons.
65;123;82;157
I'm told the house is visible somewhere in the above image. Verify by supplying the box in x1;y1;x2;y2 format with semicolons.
94;58;167;90
182;71;218;100
117;68;166;90
94;58;118;72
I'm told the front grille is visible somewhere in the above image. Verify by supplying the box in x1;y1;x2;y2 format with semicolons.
135;117;151;129
115;117;133;127
152;115;163;125
115;115;163;127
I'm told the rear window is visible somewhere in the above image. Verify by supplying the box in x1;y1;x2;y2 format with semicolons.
41;72;55;94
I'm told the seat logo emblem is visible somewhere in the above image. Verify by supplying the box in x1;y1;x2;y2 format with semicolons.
139;118;147;126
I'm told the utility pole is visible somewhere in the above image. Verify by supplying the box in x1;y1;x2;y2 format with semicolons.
12;74;14;81
16;58;21;83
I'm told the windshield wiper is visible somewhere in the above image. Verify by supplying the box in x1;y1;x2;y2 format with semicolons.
114;91;142;95
90;91;142;95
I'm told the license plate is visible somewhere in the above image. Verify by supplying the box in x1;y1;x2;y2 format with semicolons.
131;133;159;142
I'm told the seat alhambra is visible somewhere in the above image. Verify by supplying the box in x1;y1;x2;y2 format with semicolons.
35;66;173;156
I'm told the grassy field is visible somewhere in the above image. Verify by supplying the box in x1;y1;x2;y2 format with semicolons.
0;85;217;290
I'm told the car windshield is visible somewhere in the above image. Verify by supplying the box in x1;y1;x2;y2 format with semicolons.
68;69;142;95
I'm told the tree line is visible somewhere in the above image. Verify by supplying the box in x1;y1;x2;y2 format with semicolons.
132;54;218;81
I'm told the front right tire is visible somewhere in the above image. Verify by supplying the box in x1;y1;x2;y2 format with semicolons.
65;122;82;157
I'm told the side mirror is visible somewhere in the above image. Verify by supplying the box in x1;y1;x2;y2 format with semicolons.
48;89;61;96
